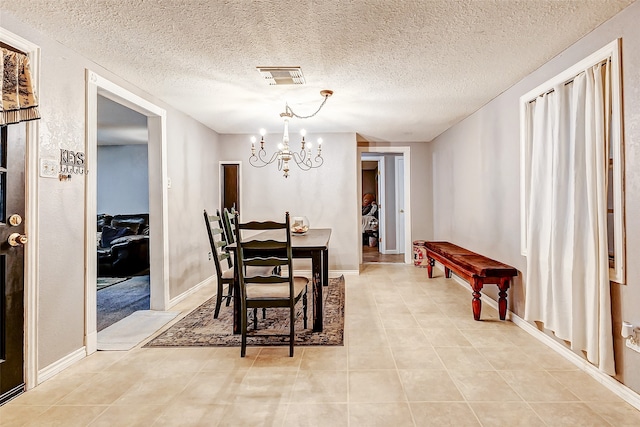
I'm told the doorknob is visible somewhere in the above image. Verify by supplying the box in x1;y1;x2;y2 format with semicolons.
8;233;28;247
399;209;404;213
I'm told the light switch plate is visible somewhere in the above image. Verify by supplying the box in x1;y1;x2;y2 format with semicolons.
40;158;58;178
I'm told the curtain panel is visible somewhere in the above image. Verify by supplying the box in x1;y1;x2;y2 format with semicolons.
1;48;41;125
524;62;615;375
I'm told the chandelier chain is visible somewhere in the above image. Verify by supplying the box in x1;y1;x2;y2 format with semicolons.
285;94;330;119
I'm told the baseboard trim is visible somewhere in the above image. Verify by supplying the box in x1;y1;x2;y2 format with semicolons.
293;269;359;278
331;269;359;276
168;275;214;308
37;347;86;385
435;262;640;412
510;312;640;411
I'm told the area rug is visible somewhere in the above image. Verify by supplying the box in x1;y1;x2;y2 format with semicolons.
98;310;178;351
97;275;150;332
145;275;344;348
97;276;130;290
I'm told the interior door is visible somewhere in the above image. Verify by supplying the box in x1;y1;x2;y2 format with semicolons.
221;163;240;212
0;123;27;404
396;156;405;254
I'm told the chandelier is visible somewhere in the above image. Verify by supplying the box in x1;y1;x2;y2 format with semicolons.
249;90;333;178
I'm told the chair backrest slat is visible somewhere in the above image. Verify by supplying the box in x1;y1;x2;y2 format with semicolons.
234;212;293;290
222;207;238;245
204;209;233;276
239;220;286;231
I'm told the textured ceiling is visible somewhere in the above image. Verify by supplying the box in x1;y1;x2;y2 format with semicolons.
1;0;634;142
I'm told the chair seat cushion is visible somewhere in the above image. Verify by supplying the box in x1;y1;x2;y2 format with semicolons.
246;276;309;300
221;265;274;280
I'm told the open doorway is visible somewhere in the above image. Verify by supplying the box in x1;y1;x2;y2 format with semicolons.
85;71;169;354
220;161;241;213
96;95;150;331
360;153;405;263
359;147;412;264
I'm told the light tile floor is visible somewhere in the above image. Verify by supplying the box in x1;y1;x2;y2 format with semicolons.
2;264;640;426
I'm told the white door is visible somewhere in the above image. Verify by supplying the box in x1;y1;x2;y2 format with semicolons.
395;156;405;254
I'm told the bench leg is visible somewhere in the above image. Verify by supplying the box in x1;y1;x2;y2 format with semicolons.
498;278;510;320
471;277;483;321
426;257;435;278
444;267;451;278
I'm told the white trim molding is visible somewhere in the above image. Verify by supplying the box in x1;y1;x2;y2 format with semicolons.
85;71;169;354
0;27;41;391
37;348;86;385
437;261;640;412
169;276;215;308
357;146;412;264
218;160;243;225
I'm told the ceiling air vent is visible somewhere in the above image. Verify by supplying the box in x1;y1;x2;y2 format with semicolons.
256;66;306;85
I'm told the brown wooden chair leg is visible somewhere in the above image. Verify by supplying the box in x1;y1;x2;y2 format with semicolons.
253;308;258;330
225;283;233;306
213;281;223;319
303;288;308;329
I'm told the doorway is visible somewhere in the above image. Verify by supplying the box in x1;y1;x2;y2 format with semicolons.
358;147;412;265
361;156;384;261
85;71;169;354
220;161;241;213
96;95;150;331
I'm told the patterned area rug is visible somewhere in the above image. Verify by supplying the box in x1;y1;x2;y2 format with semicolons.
145;275;344;347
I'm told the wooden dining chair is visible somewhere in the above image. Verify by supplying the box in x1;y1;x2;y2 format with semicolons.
204;209;275;319
222;207;237;245
203;209;235;318
234;212;308;357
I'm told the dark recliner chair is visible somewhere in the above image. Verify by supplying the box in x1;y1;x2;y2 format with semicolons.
97;213;150;277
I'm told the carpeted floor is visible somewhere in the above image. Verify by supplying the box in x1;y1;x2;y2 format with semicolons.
97;276;130;290
145;275;344;348
97;275;150;332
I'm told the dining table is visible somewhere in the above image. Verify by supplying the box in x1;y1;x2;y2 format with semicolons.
226;228;332;334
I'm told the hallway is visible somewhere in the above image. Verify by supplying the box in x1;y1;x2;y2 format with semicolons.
362;245;404;263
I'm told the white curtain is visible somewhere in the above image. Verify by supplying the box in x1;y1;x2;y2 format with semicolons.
524;61;614;375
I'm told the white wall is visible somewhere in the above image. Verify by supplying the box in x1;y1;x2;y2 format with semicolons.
428;1;640;392
218;132;359;272
0;11;221;370
97;144;149;214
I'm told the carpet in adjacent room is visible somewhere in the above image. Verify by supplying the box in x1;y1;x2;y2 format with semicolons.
97;275;150;332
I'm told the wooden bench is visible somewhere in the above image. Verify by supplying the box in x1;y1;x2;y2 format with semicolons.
422;241;517;321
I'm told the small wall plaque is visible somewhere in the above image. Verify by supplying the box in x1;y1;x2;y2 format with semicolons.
59;149;85;180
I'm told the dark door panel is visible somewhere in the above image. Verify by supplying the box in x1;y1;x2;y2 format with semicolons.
0;123;26;405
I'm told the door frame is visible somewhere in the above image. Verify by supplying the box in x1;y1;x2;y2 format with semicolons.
0;28;40;391
357;146;412;264
219;160;242;218
361;155;386;253
395;155;405;255
85;71;169;354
